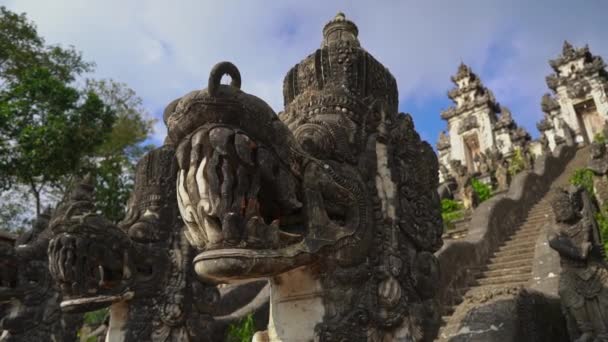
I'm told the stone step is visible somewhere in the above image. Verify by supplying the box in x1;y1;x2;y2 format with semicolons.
499;239;537;250
508;230;541;241
493;247;536;258
474;273;530;286
526;210;551;219
524;214;553;224
496;243;536;255
475;265;532;279
490;251;535;264
485;258;533;271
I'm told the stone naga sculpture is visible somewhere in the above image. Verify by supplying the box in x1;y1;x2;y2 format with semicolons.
0;210;81;342
166;13;444;341
548;186;608;341
589;141;608;208
47;146;222;341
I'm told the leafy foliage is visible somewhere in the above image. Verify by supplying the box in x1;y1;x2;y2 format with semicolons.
595;208;608;257
594;132;606;144
0;8;154;227
83;79;155;222
508;148;526;176
83;308;108;326
570;168;594;196
569;167;608;256
471;178;493;203
441;198;464;230
0;7;114;215
226;314;256;342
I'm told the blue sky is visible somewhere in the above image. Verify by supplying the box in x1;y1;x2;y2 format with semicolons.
3;0;608;148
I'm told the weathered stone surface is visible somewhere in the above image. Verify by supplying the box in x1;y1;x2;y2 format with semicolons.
450;160;478;210
439;286;568;342
437;64;531;181
46;146;268;341
0;211;82;342
589;141;608;207
436;142;577;313
544;42;608;146
548;186;608;341
166;13;443;341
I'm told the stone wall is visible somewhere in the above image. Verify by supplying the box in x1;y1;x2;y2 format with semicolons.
439;287;569;342
435;142;577;307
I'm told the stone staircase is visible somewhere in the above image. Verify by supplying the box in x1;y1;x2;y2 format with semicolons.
442;215;471;240
437;147;589;339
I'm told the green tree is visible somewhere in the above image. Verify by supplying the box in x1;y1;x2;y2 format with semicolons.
0;7;115;216
471;178;493;203
226;314;256;342
570;168;594;196
83;79;155;223
508;148;526;176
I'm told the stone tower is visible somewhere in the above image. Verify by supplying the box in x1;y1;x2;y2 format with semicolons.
438;63;530;182
539;41;608;147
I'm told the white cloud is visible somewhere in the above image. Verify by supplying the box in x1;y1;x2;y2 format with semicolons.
3;0;607;143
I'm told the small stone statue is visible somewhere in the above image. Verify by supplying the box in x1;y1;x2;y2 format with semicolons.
589;141;608;208
540;133;551;154
450;160;478;210
475;152;493;176
548;186;608;342
495;158;510;192
522;144;535;170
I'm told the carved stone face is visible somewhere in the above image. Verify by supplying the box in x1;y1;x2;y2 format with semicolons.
166;62;376;284
48;205;134;312
0;214;79;339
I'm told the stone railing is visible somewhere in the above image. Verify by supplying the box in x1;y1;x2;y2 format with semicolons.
435;142;577;308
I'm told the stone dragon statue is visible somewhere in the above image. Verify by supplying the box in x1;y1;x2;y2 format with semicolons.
165;13;443;341
46;145;263;341
46;12;443;342
0;210;81;342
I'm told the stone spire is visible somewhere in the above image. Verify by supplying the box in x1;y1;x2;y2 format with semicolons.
283;12;398;115
562;40;575;56
441;63;499;120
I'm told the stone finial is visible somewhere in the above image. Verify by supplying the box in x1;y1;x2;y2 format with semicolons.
451;62;473;83
322;12;359;47
437;131;450;151
541;93;560;113
562;40;574;55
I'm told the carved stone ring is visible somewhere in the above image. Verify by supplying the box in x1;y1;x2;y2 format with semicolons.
208;61;241;96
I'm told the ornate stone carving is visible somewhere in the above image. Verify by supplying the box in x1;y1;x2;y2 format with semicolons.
47;147;223;341
493;106;515;131
0;211;82;341
450;160;478;210
540;134;551;154
537;115;554;132
494;157;510;193
589;141;608;208
566;80;592;99
549;41;590;71
437;131;451;151
541;93;560;114
166;13;443;341
548;186;608;341
510;127;531;146
458;115;479;134
451;63;473;83
474;151;494;176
